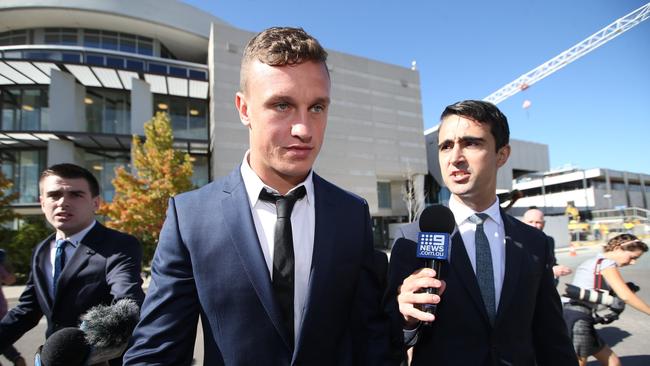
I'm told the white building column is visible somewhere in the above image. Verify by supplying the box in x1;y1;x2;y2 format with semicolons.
131;78;152;136
47;139;77;166
47;69;85;166
49;69;85;132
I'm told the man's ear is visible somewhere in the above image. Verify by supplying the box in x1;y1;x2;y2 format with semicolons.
235;92;250;128
92;195;100;211
496;144;511;168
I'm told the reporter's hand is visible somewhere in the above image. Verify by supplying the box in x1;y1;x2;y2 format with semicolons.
397;268;446;329
553;265;572;277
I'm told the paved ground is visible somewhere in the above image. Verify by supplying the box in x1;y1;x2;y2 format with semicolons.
3;242;648;365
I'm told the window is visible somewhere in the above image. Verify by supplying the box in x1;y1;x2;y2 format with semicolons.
81;29;155;56
0;150;46;204
0;87;49;130
190;155;209;188
83;151;130;202
377;182;392;209
0;30;30;46
154;96;208;140
85;89;130;134
44;28;78;46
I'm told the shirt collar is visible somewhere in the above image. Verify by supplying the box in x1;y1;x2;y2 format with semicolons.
448;195;502;226
55;220;97;248
240;150;314;208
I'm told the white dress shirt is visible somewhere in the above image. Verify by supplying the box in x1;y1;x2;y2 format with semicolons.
240;152;315;342
44;220;96;298
449;196;506;308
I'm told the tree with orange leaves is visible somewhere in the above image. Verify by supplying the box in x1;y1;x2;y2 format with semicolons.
98;112;193;265
0;170;19;225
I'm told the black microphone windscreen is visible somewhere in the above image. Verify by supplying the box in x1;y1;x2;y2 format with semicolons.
40;327;91;366
80;298;140;348
418;204;455;233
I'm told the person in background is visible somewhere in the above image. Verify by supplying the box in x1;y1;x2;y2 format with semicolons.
0;250;25;366
564;234;649;366
523;207;572;284
0;163;144;366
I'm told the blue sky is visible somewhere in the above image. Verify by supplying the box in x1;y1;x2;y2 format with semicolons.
184;0;650;174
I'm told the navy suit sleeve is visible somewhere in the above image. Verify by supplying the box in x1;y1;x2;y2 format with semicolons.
0;265;44;350
532;232;577;366
352;202;392;365
124;198;199;366
106;234;145;306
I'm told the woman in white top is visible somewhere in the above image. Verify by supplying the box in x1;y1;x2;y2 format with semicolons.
565;234;649;366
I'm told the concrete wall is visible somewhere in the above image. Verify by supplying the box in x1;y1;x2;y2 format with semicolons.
208;22;427;217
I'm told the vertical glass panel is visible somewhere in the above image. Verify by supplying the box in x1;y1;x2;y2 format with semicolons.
119;34;136;54
40;88;50;130
190;155;209;188
18;150;41;203
84;29;101;48
188;100;207;139
169;98;187;139
84;151;129;202
85;91;103;133
1;88;20;130
138;38;153;56
21;89;40;130
102;32;118;50
377;182;392;209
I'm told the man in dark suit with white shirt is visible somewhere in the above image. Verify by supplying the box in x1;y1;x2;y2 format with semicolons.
0;163;144;365
389;100;576;365
124;27;389;366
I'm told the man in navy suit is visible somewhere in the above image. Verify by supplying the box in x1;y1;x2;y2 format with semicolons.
0;163;144;365
390;100;577;365
124;27;389;366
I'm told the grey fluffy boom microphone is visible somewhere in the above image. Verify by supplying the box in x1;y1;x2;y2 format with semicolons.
37;298;140;366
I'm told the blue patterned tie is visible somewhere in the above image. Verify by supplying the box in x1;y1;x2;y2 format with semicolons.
469;213;496;325
53;239;68;295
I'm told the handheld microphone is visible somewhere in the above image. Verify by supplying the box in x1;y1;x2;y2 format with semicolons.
37;327;91;366
36;298;140;366
416;204;455;324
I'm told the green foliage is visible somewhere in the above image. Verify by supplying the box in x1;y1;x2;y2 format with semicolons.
98;112;194;265
3;216;50;283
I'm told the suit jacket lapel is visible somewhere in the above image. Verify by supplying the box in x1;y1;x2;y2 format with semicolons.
220;169;291;349
495;212;524;325
449;232;492;325
34;234;55;310
294;174;335;352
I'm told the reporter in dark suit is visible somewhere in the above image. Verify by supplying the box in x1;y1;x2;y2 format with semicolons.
390;100;576;365
124;27;389;366
0;163;144;364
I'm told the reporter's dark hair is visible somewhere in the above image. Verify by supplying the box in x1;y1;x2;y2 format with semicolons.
39;163;100;197
440;100;510;151
604;233;648;253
